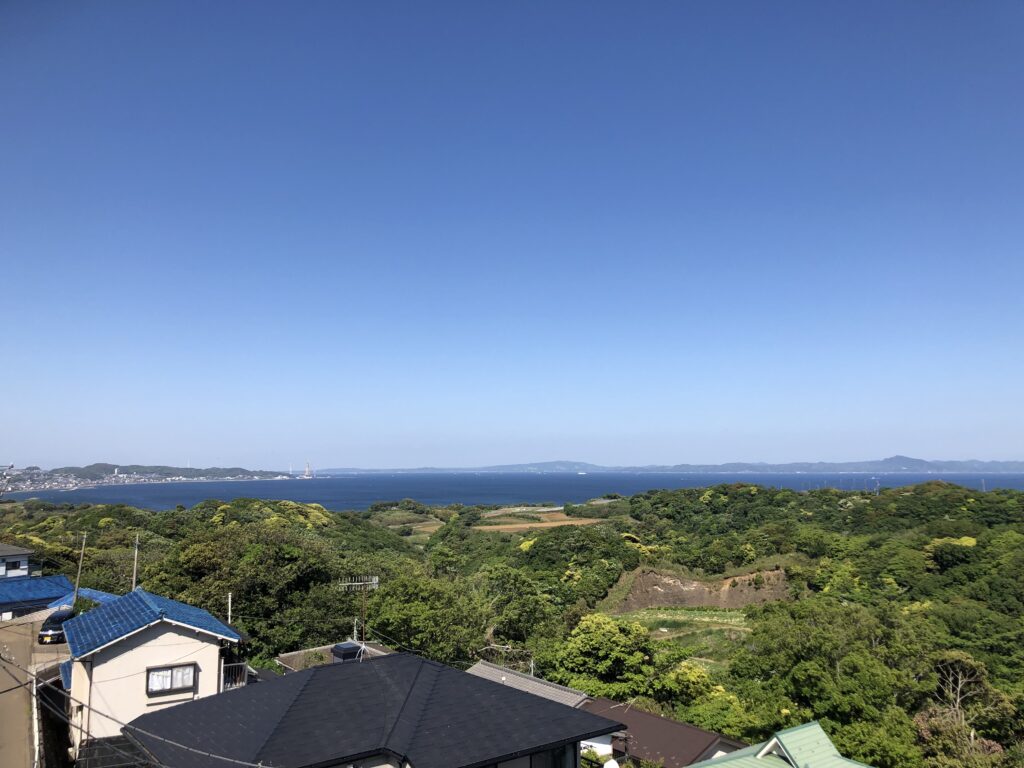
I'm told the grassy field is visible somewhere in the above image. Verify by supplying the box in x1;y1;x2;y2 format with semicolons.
613;606;750;669
473;509;604;532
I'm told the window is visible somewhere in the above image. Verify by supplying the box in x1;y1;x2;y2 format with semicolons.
5;560;22;573
530;746;574;768
146;663;196;696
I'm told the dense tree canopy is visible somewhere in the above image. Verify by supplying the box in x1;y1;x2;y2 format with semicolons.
2;480;1022;767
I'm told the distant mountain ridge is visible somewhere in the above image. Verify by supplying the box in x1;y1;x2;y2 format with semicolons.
321;455;1024;475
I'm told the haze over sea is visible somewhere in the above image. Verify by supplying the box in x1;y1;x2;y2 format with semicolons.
10;472;1024;511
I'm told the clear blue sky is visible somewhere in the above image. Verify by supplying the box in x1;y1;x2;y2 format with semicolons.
3;2;1022;469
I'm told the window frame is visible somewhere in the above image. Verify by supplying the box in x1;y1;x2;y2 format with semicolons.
5;559;22;573
145;662;198;698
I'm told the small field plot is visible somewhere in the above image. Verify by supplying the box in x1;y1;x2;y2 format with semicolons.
614;607;750;668
474;509;604;532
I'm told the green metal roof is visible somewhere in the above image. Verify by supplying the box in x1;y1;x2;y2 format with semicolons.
688;722;875;768
776;722;873;768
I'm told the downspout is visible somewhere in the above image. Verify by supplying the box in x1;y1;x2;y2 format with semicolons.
84;659;93;751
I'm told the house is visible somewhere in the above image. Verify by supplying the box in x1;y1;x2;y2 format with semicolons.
0;573;73;621
59;587;243;757
579;698;744;768
467;661;742;768
688;722;873;768
123;653;626;768
0;542;33;578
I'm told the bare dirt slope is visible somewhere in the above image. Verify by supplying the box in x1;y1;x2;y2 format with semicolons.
616;568;790;612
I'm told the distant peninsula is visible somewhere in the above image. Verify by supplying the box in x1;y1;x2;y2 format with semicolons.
3;463;285;495
322;455;1024;475
6;456;1022;497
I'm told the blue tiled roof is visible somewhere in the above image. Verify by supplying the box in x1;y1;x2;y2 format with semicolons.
59;660;72;689
63;589;240;658
0;574;74;610
48;587;120;609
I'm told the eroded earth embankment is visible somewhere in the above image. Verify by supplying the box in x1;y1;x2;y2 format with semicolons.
616;568;789;612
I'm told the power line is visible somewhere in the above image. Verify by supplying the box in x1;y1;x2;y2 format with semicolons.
39;695;160;767
34;686;162;768
361;626;477;669
1;653;157;767
0;651;277;768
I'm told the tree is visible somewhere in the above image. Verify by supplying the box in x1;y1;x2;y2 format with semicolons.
368;574;488;664
550;614;655;700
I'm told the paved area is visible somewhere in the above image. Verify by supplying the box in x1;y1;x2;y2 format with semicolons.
0;612;72;768
0;618;35;768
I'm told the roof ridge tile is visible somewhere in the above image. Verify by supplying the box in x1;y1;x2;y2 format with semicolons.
134;588;161;616
252;669;318;764
380;655;432;757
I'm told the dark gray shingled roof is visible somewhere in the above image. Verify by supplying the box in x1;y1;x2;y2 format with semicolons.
126;653;623;768
0;543;33;557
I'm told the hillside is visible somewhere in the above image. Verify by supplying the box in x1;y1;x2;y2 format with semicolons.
2;481;1023;768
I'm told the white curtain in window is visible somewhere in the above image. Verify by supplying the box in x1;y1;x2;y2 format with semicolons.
148;666;193;692
148;669;172;692
171;666;193;689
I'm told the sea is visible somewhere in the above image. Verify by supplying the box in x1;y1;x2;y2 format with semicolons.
8;472;1024;511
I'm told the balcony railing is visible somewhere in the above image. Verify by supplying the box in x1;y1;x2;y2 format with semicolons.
222;662;252;691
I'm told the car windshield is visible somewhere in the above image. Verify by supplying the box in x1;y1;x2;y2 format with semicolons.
43;611;72;629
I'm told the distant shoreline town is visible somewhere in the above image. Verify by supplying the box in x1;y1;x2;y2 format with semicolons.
3;455;1024;496
1;464;288;495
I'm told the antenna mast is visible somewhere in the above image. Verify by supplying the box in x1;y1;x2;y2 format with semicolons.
339;575;379;642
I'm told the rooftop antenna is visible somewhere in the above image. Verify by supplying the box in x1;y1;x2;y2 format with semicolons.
339;575;379;643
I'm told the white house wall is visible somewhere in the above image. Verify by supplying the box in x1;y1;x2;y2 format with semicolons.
581;734;614;756
0;556;29;578
70;622;223;746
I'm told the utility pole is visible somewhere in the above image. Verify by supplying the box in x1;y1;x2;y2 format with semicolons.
0;464;13;499
227;592;233;625
72;532;87;610
131;533;140;590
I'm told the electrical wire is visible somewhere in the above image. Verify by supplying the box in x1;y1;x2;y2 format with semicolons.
0;652;278;768
1;655;156;767
35;687;162;768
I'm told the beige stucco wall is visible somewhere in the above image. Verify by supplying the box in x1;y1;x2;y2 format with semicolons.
69;621;224;747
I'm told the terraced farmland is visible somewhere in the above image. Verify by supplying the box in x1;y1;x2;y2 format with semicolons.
613;606;750;668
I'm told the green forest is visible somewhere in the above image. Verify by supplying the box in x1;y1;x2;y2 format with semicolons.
2;481;1022;768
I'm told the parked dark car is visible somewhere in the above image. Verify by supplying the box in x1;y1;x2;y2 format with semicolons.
37;608;74;644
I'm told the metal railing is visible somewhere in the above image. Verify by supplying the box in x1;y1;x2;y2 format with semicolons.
222;662;250;691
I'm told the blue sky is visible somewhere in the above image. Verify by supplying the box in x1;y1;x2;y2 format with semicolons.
2;2;1023;469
